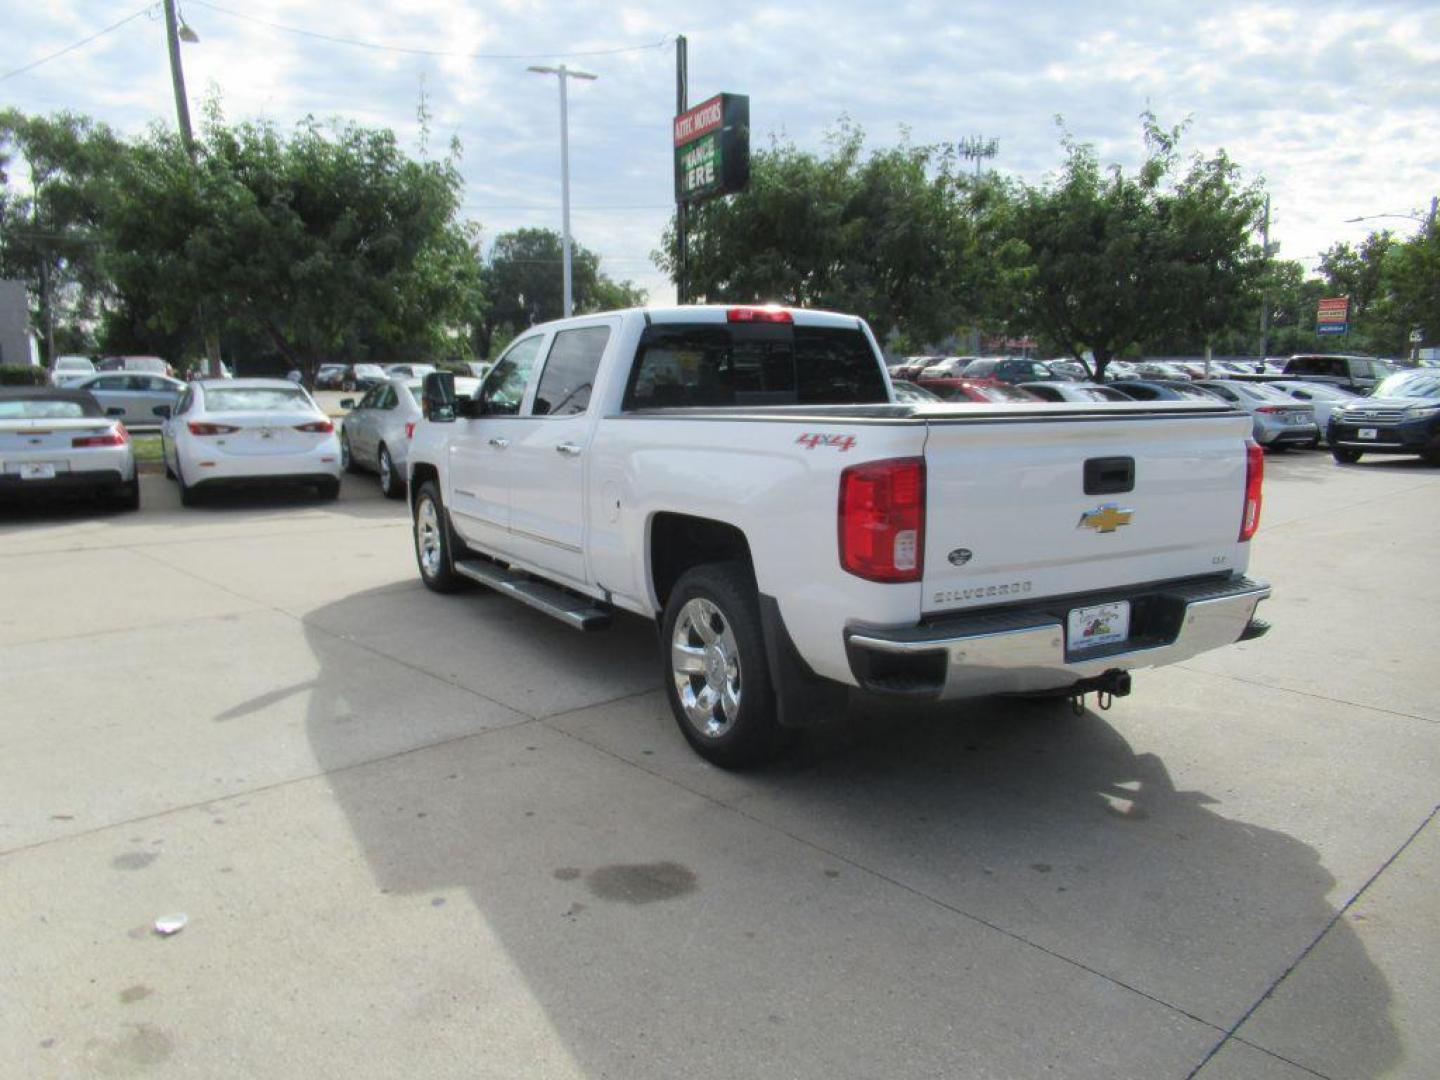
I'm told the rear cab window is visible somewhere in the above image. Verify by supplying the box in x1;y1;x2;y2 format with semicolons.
623;322;887;409
532;327;611;416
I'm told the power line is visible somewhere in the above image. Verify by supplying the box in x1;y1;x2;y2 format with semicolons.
0;4;157;82
189;1;673;60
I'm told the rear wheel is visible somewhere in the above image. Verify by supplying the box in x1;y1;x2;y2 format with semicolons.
1332;447;1363;464
175;459;200;507
341;430;360;473
661;562;782;769
378;444;404;499
112;480;141;512
413;481;466;593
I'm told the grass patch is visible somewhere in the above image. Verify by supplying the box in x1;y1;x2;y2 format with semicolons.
131;433;164;463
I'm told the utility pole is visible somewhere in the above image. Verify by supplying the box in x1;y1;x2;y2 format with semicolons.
162;0;195;159
675;35;688;306
528;64;598;318
163;1;223;376
1259;194;1271;358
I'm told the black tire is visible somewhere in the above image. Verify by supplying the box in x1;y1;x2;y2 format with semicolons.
341;430;361;474
317;478;340;500
111;480;141;512
378;444;404;499
1332;447;1363;464
413;481;466;593
661;562;782;769
1423;449;1440;467
176;459;200;507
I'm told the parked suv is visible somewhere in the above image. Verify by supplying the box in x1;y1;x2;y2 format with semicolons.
1327;371;1440;464
956;358;1057;385
1283;354;1396;393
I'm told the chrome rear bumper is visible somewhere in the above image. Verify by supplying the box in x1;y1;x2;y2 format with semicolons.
846;576;1271;700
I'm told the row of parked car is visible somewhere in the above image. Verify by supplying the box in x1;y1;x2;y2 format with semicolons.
888;353;1440;463
6;343;1438;517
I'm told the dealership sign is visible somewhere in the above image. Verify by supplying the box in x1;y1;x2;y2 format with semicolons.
674;93;750;203
1316;296;1349;336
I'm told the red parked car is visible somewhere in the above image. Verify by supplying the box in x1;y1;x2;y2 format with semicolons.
921;378;1042;404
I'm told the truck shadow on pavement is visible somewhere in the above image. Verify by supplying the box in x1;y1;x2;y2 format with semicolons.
300;585;1400;1079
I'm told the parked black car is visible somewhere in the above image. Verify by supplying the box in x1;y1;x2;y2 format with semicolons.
1327;372;1440;465
1107;380;1224;402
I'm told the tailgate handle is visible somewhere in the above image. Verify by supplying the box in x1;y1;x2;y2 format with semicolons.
1084;457;1134;495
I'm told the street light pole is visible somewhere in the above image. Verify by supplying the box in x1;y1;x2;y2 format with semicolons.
528;64;598;319
162;0;195;160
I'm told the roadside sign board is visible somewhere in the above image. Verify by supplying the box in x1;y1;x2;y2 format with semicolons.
1317;296;1349;336
674;93;749;204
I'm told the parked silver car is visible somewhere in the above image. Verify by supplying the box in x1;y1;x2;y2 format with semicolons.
1192;380;1320;448
341;376;478;497
1267;380;1359;442
1017;381;1131;403
74;372;186;429
50;355;97;387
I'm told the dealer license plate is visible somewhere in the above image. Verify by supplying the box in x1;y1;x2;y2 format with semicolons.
1358;428;1378;440
20;462;57;480
1068;600;1130;651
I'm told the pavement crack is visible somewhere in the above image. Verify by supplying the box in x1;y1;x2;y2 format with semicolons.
1172;665;1437;726
1185;804;1440;1079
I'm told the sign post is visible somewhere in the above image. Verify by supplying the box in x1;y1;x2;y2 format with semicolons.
1316;296;1349;336
672;91;749;304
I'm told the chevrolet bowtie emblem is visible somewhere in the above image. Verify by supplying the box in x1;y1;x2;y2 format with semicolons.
1078;504;1133;534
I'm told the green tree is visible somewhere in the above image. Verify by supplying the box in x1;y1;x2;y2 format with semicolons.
1387;220;1439;356
655;124;983;345
0;109;124;363
997;116;1267;377
480;227;645;357
101;115;487;380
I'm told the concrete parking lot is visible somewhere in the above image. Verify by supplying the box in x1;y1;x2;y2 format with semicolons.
1;452;1437;1078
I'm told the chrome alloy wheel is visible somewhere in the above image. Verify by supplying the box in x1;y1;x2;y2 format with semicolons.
340;431;351;469
670;597;742;738
416;496;443;578
379;447;393;489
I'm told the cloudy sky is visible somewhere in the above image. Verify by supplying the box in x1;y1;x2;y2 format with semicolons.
3;0;1438;304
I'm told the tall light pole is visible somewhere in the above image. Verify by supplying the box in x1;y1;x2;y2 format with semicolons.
528;64;598;318
162;1;222;376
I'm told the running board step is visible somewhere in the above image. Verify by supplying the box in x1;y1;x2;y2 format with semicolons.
452;558;611;631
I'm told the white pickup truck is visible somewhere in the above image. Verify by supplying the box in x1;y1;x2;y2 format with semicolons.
407;306;1270;767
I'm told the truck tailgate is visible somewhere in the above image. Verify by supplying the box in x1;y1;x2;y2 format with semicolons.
919;404;1254;614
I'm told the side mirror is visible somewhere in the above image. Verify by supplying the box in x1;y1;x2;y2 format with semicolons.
339;398;356;410
153;405;172;418
422;370;456;422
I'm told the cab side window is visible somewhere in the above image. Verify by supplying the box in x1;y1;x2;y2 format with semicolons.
531;327;610;416
377;386;398;410
480;336;544;416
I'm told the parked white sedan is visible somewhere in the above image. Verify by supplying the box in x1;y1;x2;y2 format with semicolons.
158;379;342;506
0;387;138;509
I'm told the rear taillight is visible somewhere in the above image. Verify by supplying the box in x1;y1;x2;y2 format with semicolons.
188;422;240;436
839;458;925;583
727;306;792;324
405;422;416;439
1256;406;1284;414
1239;441;1264;542
72;424;128;448
295;420;334;433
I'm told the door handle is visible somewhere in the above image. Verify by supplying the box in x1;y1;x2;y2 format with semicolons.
489;437;510;449
555;442;582;457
